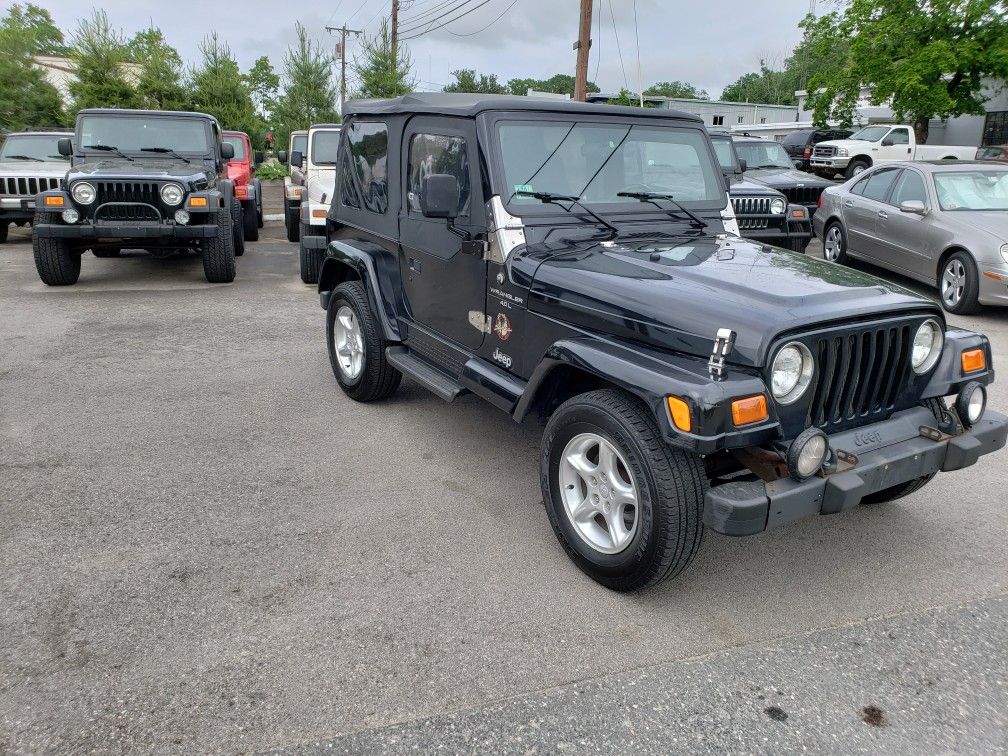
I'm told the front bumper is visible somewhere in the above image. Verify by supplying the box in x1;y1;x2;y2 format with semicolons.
810;157;850;171
704;406;1008;536
33;221;217;240
1;196;35;220
978;266;1008;306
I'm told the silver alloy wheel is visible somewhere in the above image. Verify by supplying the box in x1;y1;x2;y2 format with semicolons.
851;163;867;175
942;258;966;309
558;432;639;555
333;305;365;381
824;226;843;261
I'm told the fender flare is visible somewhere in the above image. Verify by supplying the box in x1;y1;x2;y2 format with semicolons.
317;239;403;342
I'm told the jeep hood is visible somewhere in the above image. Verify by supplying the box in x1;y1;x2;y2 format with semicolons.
744;168;834;191
70;158;212;184
0;159;69;176
728;175;782;196
522;235;938;367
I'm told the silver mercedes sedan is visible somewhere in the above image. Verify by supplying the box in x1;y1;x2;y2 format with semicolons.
813;161;1008;314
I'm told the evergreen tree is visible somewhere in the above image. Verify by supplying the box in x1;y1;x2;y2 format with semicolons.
246;55;280;119
189;33;261;135
68;9;139;111
273;23;340;147
0;3;64;128
443;69;507;94
351;18;414;99
644;81;708;100
506;74;599;97
128;27;187;111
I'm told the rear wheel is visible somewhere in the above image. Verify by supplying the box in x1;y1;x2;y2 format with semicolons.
242;199;259;241
822;221;848;264
285;203;300;242
541;389;707;591
32;212;80;286
232;199;245;257
939;251;980;315
326;280;401;402
201;209;236;283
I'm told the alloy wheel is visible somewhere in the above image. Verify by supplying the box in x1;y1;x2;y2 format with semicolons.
942;259;966;309
824;226;842;261
333;305;365;381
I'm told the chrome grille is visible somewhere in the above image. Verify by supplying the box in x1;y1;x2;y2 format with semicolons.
1;176;60;196
813;145;836;158
731;195;771;230
95;181;160;206
806;323;914;430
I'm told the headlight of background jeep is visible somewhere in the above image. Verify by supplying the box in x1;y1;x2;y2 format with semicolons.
911;319;944;374
1000;243;1008;264
770;198;786;215
771;342;814;405
160;183;184;206
71;182;95;205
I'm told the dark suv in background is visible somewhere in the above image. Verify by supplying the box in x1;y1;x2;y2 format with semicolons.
782;128;853;171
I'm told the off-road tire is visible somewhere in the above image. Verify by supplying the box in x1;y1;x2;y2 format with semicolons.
939;250;981;316
327;280;402;402
845;159;870;179
790;237;810;254
201;208;236;283
232;199;245;257
0;223;8;243
299;222;322;284
242;199;259;241
541;389;707;592
285;202;300;242
32;212;80;285
860;398;946;505
255;181;264;228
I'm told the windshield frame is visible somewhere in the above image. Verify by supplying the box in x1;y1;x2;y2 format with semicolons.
732;139;794;170
0;133;69;161
932;168;1008;212
75;114;213;157
483;112;728;217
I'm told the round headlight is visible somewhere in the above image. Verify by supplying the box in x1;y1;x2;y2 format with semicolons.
71;182;95;205
61;208;79;224
771;342;814;405
911;319;944;374
788;428;829;480
770;198;786;215
1000;243;1008;265
160;183;184;206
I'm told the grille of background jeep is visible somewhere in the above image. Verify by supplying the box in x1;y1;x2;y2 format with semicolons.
730;196;771;230
1;177;60;196
805;323;914;430
781;186;823;207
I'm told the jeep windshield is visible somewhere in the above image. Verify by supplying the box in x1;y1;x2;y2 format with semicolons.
847;125;891;142
223;135;247;160
733;140;793;170
709;136;740;173
311;130;341;165
496;120;724;212
78;115;210;155
0;134;67;161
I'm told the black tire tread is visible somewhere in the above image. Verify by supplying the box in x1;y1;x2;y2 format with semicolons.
299;222;322;284
286;205;300;242
329;280;401;402
242;199;259;241
861;398;945;505
941;251;981;315
201;208;236;283
32;211;80;285
824;220;848;264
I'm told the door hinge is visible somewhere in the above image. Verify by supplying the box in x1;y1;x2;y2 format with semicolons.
468;311;491;333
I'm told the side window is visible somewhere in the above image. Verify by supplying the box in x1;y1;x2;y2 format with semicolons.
850;177;868;195
861;168;899;201
888;128;910;146
890;170;927;206
340;121;388;214
406;133;470;216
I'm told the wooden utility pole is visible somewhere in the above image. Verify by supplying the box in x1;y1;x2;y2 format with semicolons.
573;0;593;102
391;0;400;64
326;24;362;113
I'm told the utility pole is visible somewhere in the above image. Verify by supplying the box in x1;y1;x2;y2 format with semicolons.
573;0;593;102
326;24;362;113
391;0;400;65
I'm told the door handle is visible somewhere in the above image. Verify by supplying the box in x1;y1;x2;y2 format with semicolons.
877;211;888;219
409;257;421;272
844;200;854;207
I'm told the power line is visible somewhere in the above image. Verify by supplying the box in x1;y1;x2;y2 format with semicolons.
399;0;490;38
400;0;459;25
607;0;628;90
632;0;642;105
399;0;474;31
592;0;601;83
345;0;375;23
443;0;520;36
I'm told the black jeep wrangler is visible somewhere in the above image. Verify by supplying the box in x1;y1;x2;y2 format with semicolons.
33;109;243;286
709;131;811;252
731;134;834;218
316;94;1006;591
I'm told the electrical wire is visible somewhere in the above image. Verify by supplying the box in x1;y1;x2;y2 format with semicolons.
607;0;628;90
399;0;483;36
345;0;376;23
591;0;601;83
633;0;643;104
398;0;479;33
399;0;495;39
443;0;520;36
399;0;460;25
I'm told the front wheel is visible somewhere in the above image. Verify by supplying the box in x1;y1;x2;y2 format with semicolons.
285;204;300;243
0;223;8;243
939;251;980;315
541;389;707;592
202;209;236;283
845;159;870;179
232;199;245;257
32;212;80;285
327;281;402;402
822;221;848;264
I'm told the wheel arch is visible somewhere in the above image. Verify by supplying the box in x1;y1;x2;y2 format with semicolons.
936;244;973;284
318;239;402;342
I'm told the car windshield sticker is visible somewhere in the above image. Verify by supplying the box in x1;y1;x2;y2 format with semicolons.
513;183;533;195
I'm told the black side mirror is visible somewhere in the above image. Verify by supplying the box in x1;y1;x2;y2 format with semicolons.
221;142;235;160
420;174;460;219
738;158;747;172
290;150;303;169
881;137;894;147
254;150;264;165
57;137;73;157
277;150;288;165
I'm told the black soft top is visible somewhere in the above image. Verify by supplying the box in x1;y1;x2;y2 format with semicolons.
343;92;703;123
77;108;218;122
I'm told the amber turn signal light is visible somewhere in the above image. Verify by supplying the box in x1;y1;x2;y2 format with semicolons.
44;195;64;207
188;197;208;207
961;348;986;373
731;395;769;426
790;208;806;218
312;208;327;218
666;396;691;433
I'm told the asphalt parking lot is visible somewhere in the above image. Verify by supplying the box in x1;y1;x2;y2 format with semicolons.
1;200;1006;753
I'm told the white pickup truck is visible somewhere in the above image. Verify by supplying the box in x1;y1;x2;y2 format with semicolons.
810;124;977;179
295;123;340;284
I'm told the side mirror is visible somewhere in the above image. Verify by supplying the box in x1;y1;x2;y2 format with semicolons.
420;174;460;219
221;142;235;160
277;150;288;165
57;137;73;157
254;150;264;165
738;158;747;172
899;199;927;215
290;150;303;169
881;137;894;147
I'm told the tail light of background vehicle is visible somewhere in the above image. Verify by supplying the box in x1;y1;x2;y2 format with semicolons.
803;146;811;158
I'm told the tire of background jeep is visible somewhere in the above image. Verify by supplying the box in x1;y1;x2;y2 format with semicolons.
286;207;300;243
326;280;402;402
541;388;707;592
845;159;870;179
232;199;245;257
201;209;236;283
92;248;121;258
255;181;264;228
242;199;259;241
32;212;80;286
860;398;946;505
299;222;322;284
789;237;809;254
0;223;8;243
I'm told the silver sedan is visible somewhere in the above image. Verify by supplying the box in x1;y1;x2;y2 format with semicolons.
813;161;1008;313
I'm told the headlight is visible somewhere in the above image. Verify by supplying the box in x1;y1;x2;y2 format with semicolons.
955;382;986;428
771;342;814;405
838;148;849;157
160;183;184;206
770;198;786;215
61;208;79;224
911;319;944;374
71;182;95;205
787;427;829;480
1000;243;1008;264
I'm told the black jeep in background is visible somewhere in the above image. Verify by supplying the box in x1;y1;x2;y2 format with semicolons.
32;108;243;286
781;128;853;171
732;135;835;218
313;94;1006;592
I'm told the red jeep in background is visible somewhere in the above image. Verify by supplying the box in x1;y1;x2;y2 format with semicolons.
223;131;264;241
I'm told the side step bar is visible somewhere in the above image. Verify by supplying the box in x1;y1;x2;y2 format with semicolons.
385;346;466;402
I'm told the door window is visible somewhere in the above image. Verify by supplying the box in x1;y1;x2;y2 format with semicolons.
311;130;341;165
890;170;927;206
887;128;910;146
860;168;899;201
406;133;470;217
339;121;388;214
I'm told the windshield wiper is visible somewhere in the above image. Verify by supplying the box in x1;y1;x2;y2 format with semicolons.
84;144;134;161
6;155;43;161
140;146;190;164
517;190;619;239
616;191;708;229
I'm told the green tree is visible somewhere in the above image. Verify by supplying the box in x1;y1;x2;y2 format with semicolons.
644;81;709;99
507;73;600;97
128;27;187;111
246;55;280;119
352;17;414;99
68;9;139;111
189;32;261;136
803;0;1008;142
442;68;507;94
0;3;64;128
720;60;795;105
273;23;339;149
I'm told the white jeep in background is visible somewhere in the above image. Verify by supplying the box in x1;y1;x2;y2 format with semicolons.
810;124;977;179
295;123;340;284
0;130;71;243
280;129;308;242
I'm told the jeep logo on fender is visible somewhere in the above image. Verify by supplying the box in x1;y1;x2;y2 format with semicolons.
492;348;512;369
854;430;883;447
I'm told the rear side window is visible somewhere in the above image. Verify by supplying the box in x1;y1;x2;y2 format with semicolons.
291;135;307;156
782;131;811;145
407;133;470;216
311;130;340;165
860;168;899;201
890;170;928;205
340;121;388;214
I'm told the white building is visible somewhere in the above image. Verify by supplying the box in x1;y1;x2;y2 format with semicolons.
585;93;797;128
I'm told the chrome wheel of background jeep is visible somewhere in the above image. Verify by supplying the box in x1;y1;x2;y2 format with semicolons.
333;305;364;381
558;432;639;555
942;258;966;309
824;226;843;261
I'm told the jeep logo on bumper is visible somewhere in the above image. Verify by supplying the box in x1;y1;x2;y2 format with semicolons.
854;430;883;447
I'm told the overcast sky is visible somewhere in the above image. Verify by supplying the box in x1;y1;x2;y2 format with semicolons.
35;0;815;98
